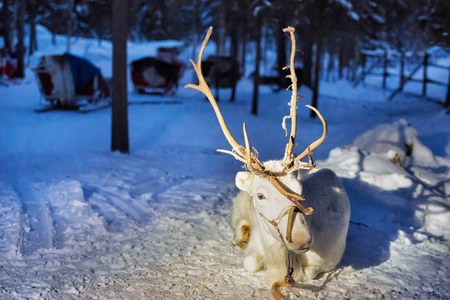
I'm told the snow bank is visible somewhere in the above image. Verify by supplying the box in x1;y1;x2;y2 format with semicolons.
320;120;450;240
351;119;436;166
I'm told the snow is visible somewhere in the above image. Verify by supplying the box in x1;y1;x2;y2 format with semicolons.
348;11;360;22
0;27;449;299
334;0;353;10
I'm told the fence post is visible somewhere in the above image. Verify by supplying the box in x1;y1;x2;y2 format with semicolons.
399;52;405;91
382;50;388;89
422;52;429;98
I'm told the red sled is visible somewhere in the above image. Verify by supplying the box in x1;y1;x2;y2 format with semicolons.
0;49;17;84
0;60;17;79
130;47;185;95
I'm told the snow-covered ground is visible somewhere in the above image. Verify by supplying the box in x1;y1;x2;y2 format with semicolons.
0;26;449;299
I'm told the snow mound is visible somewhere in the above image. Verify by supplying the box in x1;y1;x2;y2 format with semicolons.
323;147;413;191
351;119;436;166
320;120;450;240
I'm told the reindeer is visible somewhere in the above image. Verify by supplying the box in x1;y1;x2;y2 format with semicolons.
255;66;304;92
186;27;350;298
201;55;242;102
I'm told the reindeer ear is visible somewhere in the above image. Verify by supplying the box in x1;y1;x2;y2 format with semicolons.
235;172;254;192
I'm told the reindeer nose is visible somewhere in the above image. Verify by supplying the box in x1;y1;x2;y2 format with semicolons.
289;234;312;252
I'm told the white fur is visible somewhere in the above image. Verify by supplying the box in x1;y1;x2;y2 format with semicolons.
232;160;350;283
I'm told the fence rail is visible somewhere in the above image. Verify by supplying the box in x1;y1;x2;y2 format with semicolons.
354;49;450;107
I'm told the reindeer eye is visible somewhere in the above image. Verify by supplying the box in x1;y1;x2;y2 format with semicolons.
257;193;266;200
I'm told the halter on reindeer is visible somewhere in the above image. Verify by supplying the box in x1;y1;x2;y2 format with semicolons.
186;27;350;300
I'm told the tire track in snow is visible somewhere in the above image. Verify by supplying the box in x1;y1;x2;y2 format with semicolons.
83;186;152;230
82;188;130;230
155;178;236;218
13;182;55;255
0;184;23;256
102;190;150;225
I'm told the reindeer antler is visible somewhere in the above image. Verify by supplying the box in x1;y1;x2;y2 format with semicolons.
280;27;328;173
185;27;246;163
282;27;299;166
294;105;327;163
185;27;270;176
185;26;323;214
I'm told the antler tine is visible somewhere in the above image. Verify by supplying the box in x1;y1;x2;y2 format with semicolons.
243;123;253;169
185;27;246;161
282;26;299;166
243;123;266;175
268;176;313;215
294;105;327;163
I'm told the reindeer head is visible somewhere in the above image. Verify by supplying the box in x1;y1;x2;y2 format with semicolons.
186;27;327;252
236;163;315;253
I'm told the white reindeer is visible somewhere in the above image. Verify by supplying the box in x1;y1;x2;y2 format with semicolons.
186;27;350;296
231;163;350;283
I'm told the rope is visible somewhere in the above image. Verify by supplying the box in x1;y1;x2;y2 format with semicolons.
271;280;293;300
271;248;296;299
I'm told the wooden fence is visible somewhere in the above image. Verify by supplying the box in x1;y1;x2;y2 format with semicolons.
354;49;450;107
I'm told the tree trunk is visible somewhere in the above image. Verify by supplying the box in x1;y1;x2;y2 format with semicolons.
240;12;247;74
445;67;450;108
352;40;360;82
2;0;11;52
310;45;322;118
276;18;286;72
230;28;239;60
229;26;238;103
28;0;37;55
216;0;226;56
111;0;129;153
251;15;262;116
14;0;25;78
191;0;200;60
422;53;429;97
301;30;313;87
261;22;268;73
67;0;74;52
310;3;325;118
338;43;344;79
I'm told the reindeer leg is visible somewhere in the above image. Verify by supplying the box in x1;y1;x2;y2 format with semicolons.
235;219;251;249
301;265;322;281
243;239;263;273
215;77;220;102
230;83;236;102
